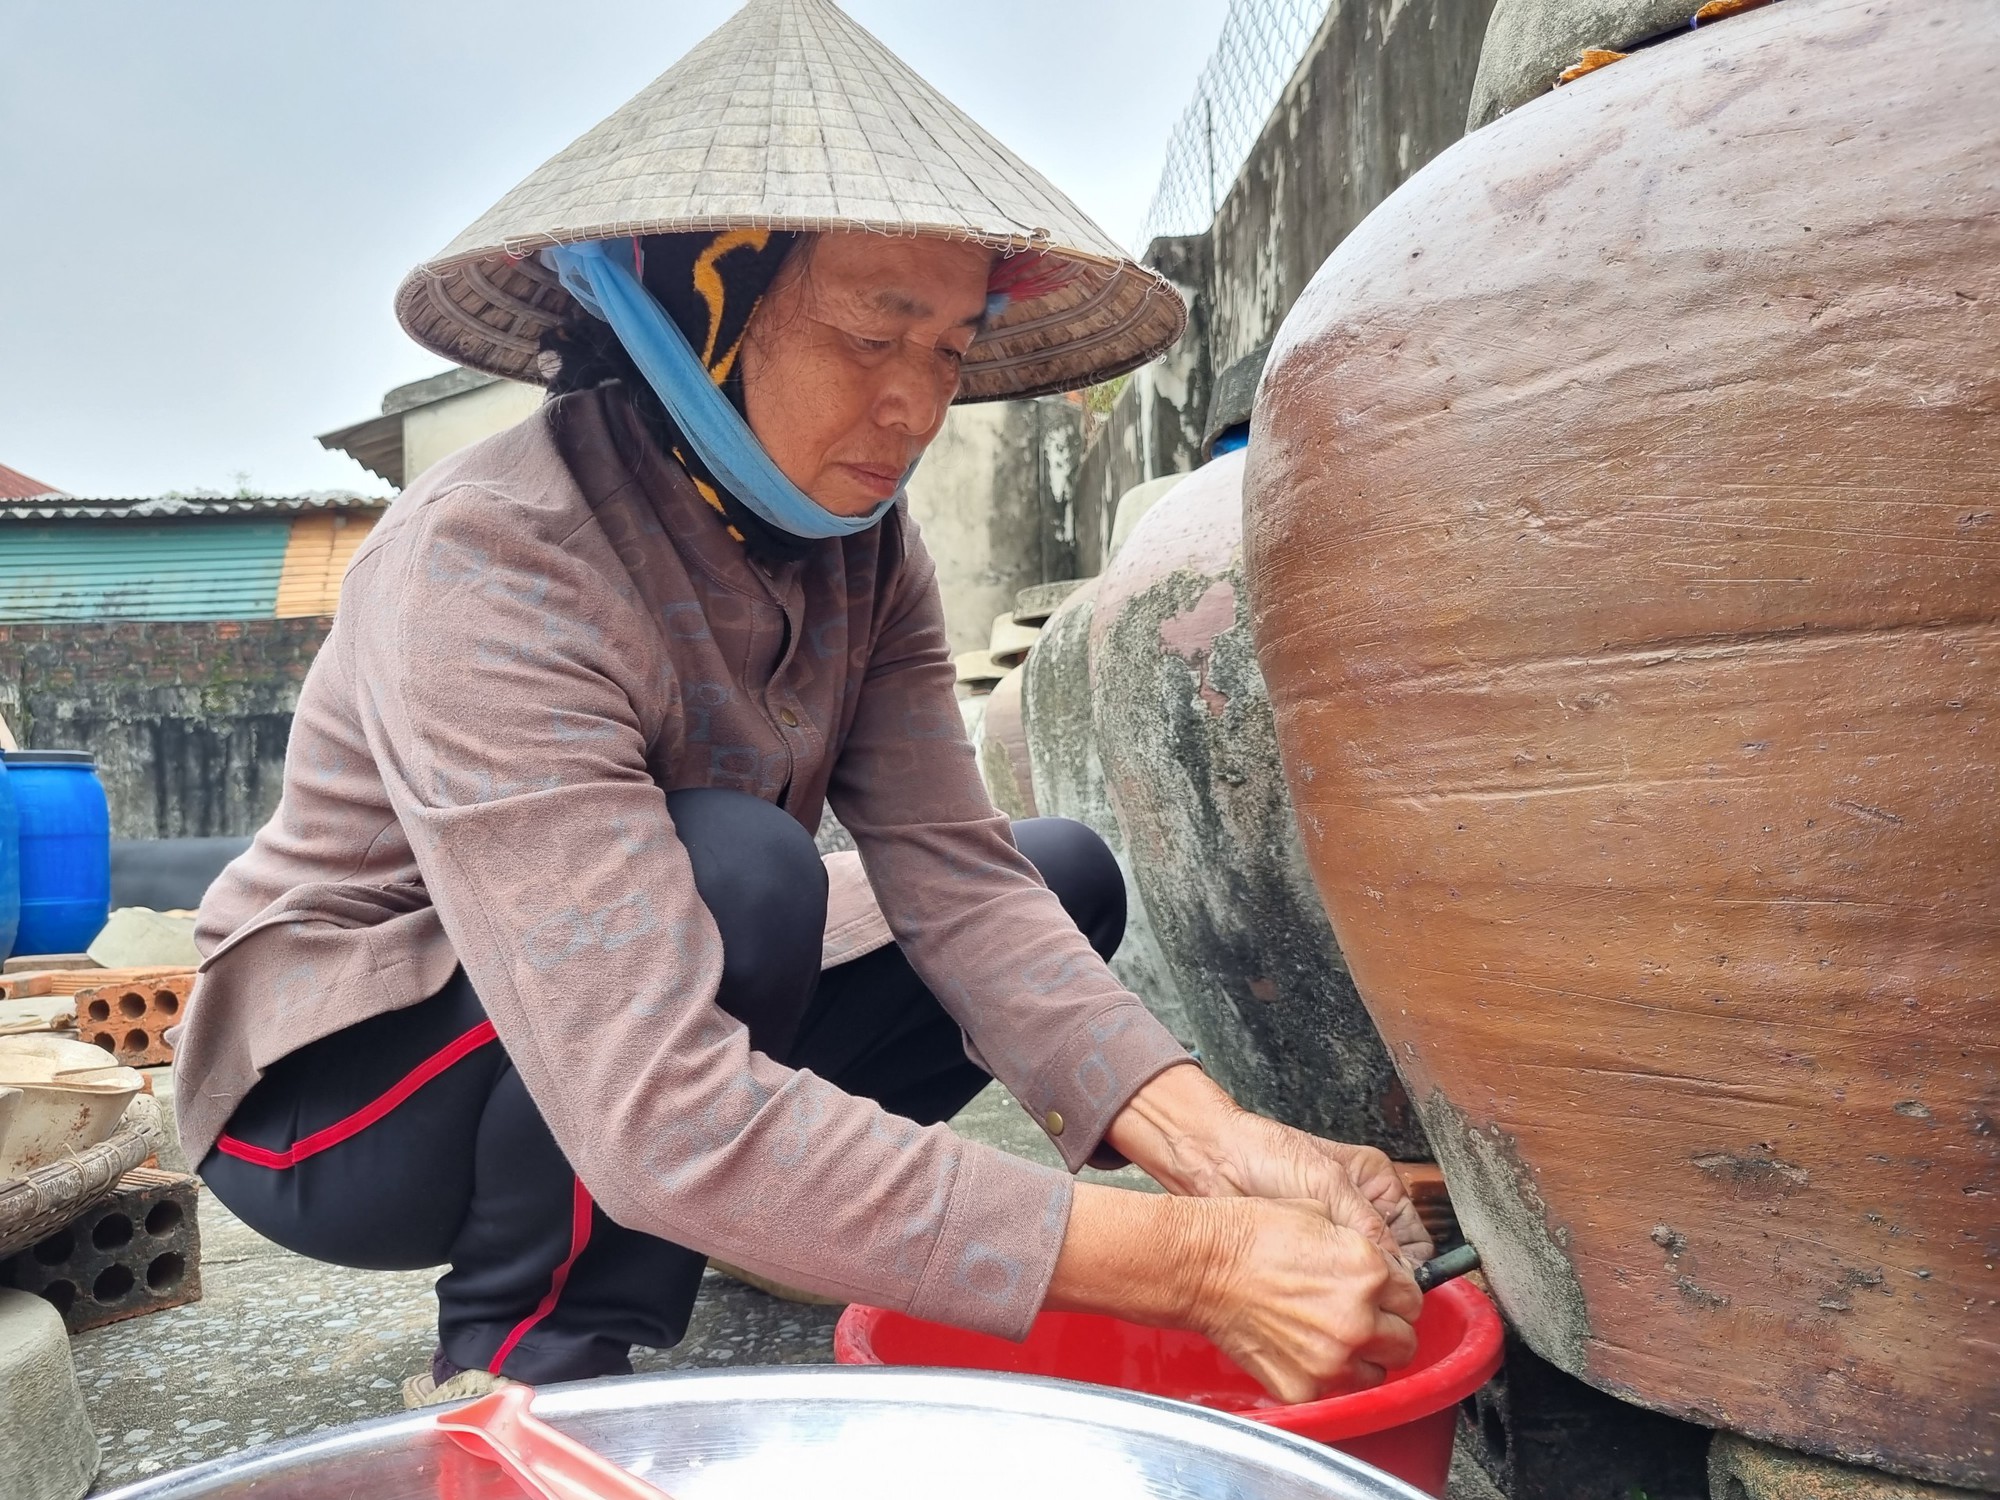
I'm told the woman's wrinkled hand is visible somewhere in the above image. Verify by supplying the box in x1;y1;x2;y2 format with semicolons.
1204;1110;1434;1267
1105;1062;1434;1267
1046;1186;1423;1406
1187;1197;1422;1403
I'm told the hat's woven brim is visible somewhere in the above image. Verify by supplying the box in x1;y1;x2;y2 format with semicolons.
392;0;1185;401
395;225;1183;403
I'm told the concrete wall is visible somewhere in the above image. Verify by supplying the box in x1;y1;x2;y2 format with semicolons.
1070;236;1213;581
402;379;544;482
1207;0;1499;369
1068;0;1499;516
904;394;1087;655
0;618;327;838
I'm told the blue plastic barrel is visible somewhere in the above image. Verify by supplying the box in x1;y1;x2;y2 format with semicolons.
3;751;111;958
0;757;18;959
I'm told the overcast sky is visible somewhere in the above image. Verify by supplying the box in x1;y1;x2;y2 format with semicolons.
0;2;1234;499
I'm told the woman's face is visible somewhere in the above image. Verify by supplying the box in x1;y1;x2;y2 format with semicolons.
739;231;995;517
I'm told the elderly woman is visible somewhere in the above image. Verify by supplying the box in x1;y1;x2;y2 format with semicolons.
176;0;1429;1406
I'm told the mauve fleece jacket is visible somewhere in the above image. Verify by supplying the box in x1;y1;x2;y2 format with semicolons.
174;387;1189;1339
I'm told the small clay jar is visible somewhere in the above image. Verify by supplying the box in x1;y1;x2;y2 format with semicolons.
1245;0;1999;1485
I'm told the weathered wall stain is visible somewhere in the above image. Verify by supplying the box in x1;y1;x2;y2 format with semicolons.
1;618;326;838
906;395;1086;656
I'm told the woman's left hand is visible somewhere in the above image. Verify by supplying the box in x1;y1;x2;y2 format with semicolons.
1105;1063;1434;1267
1201;1107;1434;1265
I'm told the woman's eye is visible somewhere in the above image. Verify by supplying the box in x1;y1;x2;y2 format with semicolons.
852;334;896;353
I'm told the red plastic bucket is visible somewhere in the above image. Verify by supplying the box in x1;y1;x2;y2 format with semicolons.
835;1280;1502;1497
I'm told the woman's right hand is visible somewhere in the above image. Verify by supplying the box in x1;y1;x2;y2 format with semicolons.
1185;1196;1422;1403
1045;1184;1422;1405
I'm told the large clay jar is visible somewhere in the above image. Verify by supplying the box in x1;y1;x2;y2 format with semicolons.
1022;581;1193;1045
1244;0;1999;1485
1095;451;1427;1154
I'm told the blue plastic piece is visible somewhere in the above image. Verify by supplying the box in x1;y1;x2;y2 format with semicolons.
0;758;18;960
3;752;111;958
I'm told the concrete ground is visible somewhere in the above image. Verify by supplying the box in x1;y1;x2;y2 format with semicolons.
71;1072;1496;1497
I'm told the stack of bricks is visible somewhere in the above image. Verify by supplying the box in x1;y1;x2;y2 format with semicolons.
0;1167;202;1333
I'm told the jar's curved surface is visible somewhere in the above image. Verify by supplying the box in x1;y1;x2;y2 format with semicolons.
1245;0;2000;1484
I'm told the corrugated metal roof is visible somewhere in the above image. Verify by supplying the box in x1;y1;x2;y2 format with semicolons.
0;463;64;499
0;494;388;523
315;412;405;488
0;522;292;620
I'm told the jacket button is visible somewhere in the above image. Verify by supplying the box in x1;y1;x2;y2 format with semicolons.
779;707;800;728
1044;1110;1065;1138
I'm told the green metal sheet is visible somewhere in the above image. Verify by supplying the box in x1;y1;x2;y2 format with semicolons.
0;521;291;621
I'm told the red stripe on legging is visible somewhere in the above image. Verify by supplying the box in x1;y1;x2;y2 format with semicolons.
214;1020;500;1170
489;1176;594;1376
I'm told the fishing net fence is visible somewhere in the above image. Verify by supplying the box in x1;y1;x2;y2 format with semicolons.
1134;0;1332;248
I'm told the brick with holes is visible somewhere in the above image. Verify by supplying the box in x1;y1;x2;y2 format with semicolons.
0;1168;202;1333
73;973;192;1067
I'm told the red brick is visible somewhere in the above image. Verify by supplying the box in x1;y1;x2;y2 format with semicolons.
75;974;192;1068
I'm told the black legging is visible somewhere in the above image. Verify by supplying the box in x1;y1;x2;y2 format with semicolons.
200;790;1125;1384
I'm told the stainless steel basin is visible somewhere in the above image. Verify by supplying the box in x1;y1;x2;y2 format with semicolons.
99;1367;1428;1500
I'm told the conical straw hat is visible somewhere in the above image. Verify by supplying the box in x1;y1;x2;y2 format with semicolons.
396;0;1186;402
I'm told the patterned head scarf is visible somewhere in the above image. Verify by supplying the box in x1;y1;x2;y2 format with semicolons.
639;229;803;555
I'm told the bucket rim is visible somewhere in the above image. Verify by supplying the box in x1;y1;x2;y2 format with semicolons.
1240;1280;1504;1441
833;1278;1506;1443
